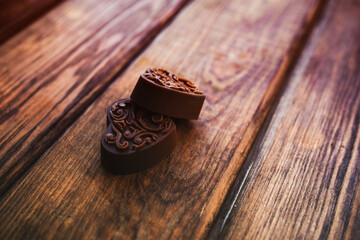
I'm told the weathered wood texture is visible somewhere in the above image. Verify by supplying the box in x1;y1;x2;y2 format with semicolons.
210;0;360;238
0;0;326;238
0;0;63;44
0;0;189;195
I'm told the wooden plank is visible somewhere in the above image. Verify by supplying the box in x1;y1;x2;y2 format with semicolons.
0;0;326;239
0;0;189;195
209;0;360;238
0;0;63;44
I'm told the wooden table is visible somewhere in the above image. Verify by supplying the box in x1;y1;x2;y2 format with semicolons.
0;0;359;239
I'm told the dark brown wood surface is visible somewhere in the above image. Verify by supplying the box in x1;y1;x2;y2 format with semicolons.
0;0;189;196
0;0;327;238
0;0;63;43
208;0;360;238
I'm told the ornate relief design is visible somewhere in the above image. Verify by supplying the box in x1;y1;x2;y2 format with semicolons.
103;99;173;152
143;68;203;94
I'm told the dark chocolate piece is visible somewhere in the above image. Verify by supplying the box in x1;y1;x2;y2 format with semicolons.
101;98;176;174
130;68;205;119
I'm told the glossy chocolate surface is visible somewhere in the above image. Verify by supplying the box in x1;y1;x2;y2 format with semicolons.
101;98;176;174
143;68;203;94
131;68;205;119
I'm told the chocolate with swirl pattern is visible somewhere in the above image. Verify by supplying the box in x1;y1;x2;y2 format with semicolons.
101;98;176;174
131;68;205;119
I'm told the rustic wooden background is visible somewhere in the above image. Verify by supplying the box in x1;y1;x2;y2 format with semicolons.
0;0;359;239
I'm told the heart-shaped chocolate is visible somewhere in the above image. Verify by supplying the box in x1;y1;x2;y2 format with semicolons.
131;68;205;119
101;98;176;174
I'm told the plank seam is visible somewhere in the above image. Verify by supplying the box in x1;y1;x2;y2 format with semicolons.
0;0;64;45
205;0;331;238
0;0;193;198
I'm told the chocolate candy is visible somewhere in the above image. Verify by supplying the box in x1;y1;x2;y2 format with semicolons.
130;68;205;119
101;98;176;174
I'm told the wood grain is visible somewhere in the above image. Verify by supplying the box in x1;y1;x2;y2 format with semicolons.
0;0;63;44
0;0;189;195
210;0;360;238
0;0;326;239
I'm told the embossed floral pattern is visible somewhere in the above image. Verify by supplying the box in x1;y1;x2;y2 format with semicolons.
104;99;173;151
143;68;203;94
